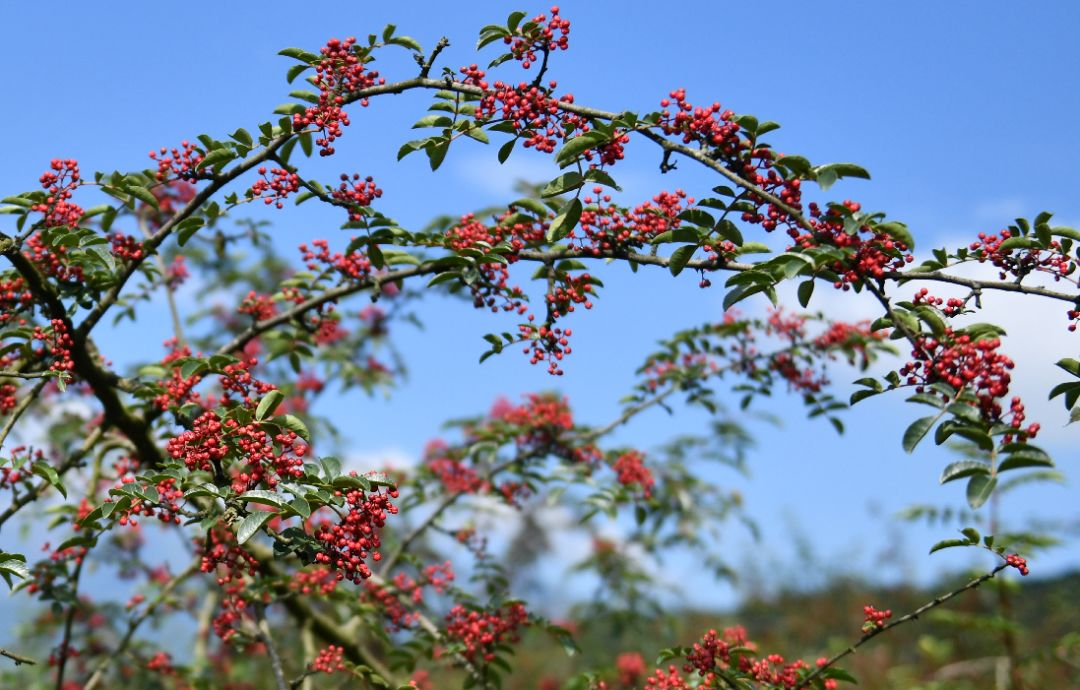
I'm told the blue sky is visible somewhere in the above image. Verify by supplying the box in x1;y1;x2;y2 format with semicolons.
1;0;1079;616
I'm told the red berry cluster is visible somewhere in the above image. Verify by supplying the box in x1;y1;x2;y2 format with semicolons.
23;232;83;283
300;238;373;282
312;485;398;583
237;291;278;322
32;319;75;376
309;645;347;674
546;272;595;318
643;666;690;689
770;351;828;393
164;255;189;288
913;287;965;317
364;579;417;631
611;450;655;498
109;232;145;262
862;605;892;633
153;339;204;411
794;201;913;289
766;307;808;342
1005;553;1030;575
293;37;385;156
290;566;340;596
112;477;184;527
899;329;1038;438
365;561;455;631
32;159;83;229
660;90;741;155
218;357;278;407
642;353;720;392
166;411;228;472
0;276;33;325
489;393;575;453
249;166;301;209
331;173;382;221
199;526;259;640
469;74;584;154
444;602;529;664
0;446;42;490
425;440;489;495
572;189;693;255
314;313;349;345
684;627;813;688
0;382;15;416
970;228;1075;282
616;652;646;688
446;211;546;256
504;6;570;69
519;321;573;375
149;141;205;182
146;651;178;677
149;179;197;217
812;320;883;369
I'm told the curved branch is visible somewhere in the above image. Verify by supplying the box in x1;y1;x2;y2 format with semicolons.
796;563;1009;689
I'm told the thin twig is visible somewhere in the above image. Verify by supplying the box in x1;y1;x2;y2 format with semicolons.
0;648;37;666
796;563;1009;689
54;558;85;690
254;603;290;690
0;427;102;531
0;378;47;451
83;560;199;690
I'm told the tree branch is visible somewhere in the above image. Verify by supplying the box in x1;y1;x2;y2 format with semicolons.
0;648;37;666
796;563;1009;689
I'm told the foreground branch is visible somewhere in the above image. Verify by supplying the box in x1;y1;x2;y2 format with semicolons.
0;648;37;666
796;563;1009;689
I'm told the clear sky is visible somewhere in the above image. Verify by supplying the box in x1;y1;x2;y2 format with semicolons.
1;0;1079;615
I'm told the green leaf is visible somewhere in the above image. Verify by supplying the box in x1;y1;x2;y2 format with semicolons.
388;35;423;52
277;414;311;442
288;497;312;520
176;217;205;246
776;155;812;177
426;139;450;171
237;511;276;545
179;360;207;380
902;415;938;453
1051;225;1080;242
497;138;517;164
813;162;871;183
196;147;236;172
555;132;606;167
668;245;697;277
939;460;990;484
541;172;584;198
797;279;815;308
286;64;309;84
961;527;981;543
239;490;287;508
929;538;972;554
125;184;159;211
31;462;67;498
397;138;430;161
677;209;715;228
966;474;997;509
412;114;454;129
850;388;881;405
278;47;320;64
255;390;285;421
320;456;343;481
547;198;582;242
998;453;1054;473
583;168;622;191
